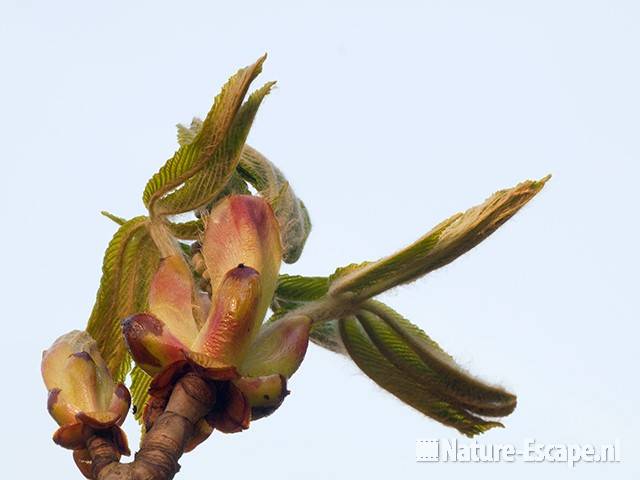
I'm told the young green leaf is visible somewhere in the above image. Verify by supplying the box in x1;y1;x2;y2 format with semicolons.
309;311;515;431
330;176;550;300
154;81;275;215
339;316;504;437
238;145;312;263
271;275;516;432
358;301;516;417
86;218;161;381
176;117;203;147
130;365;153;428
167;219;204;240
101;210;126;226
308;319;345;353
210;170;252;200
173;123;311;262
143;55;267;216
271;274;329;312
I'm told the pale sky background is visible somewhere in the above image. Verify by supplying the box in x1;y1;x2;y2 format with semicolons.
1;1;638;479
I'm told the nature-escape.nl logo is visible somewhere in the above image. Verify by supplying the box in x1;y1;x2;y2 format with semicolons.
416;438;621;468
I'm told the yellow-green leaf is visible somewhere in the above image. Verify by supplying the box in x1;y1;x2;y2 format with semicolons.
271;274;329;312
271;274;515;434
101;210;126;226
154;81;275;215
340;316;503;437
173;125;311;263
130;365;153;427
167;219;204;240
176;117;203;147
86;217;161;381
330;176;550;300
143;55;267;215
358;302;516;417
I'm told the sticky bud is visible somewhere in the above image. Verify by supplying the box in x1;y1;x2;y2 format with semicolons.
41;330;131;473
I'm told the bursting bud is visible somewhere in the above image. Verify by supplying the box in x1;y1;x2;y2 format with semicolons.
42;330;130;478
122;195;312;450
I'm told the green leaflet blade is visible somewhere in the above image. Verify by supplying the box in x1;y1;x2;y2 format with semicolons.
130;365;153;428
86;217;161;381
340;316;503;437
167;219;204;240
162;176;249;242
154;81;275;215
238;145;312;263
209;170;251;200
176;117;203;147
173;126;312;262
101;210;126;225
357;303;516;417
309;319;345;353
271;274;329;311
142;55;266;214
271;274;341;349
271;273;345;350
330;176;550;300
271;274;515;433
175;120;251;205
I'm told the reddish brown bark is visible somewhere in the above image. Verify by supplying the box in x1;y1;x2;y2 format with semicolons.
87;373;215;480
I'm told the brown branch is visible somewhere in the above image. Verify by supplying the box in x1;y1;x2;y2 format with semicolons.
88;373;215;480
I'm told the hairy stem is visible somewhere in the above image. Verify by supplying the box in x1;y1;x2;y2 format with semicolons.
147;219;183;258
88;373;215;480
278;292;357;326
